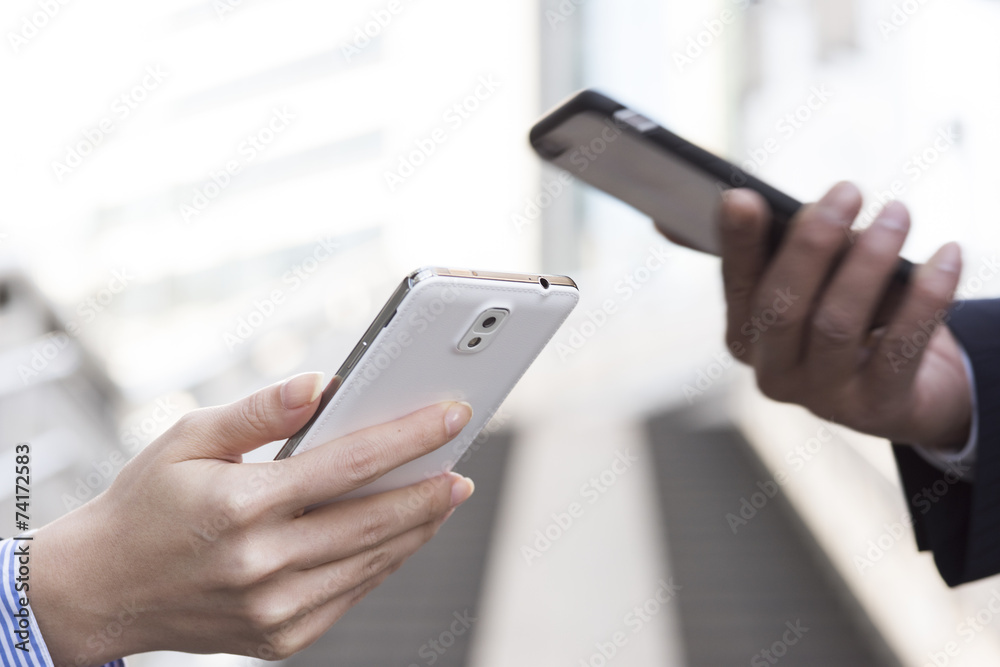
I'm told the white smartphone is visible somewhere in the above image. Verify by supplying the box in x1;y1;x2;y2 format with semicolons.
275;267;579;501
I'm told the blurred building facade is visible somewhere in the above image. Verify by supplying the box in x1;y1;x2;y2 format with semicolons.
4;0;1000;665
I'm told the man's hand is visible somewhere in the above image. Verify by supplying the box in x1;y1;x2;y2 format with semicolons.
32;372;475;665
712;182;971;451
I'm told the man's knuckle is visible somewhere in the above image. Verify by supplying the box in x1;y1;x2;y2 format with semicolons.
792;224;839;255
723;280;755;307
811;309;857;348
757;307;798;334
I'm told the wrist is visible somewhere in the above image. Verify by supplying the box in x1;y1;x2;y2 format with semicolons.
910;412;972;455
33;496;136;666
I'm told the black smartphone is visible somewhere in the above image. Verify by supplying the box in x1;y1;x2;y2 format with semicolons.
529;89;914;285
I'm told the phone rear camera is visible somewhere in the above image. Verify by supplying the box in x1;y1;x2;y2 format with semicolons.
469;337;482;348
482;316;497;328
540;278;550;289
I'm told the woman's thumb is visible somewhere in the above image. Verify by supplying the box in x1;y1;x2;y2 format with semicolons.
179;372;325;461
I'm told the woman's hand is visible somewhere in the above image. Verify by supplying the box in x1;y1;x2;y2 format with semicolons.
32;372;475;665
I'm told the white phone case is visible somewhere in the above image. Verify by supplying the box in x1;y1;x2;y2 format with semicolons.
276;267;579;500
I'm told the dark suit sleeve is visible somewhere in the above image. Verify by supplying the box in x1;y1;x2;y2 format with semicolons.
893;298;1000;586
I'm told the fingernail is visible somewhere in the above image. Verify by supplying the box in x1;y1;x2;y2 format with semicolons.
450;475;475;507
280;372;325;410
720;189;758;230
874;201;910;232
444;402;473;437
817;182;860;221
933;242;962;274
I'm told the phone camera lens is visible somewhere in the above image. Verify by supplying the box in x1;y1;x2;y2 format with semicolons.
482;316;497;328
469;337;482;348
540;278;550;289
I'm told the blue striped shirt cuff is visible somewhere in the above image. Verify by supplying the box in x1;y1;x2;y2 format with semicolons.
0;538;125;667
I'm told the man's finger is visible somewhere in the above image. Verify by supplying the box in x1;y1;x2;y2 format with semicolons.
803;201;911;387
752;182;861;382
718;189;772;362
272;401;473;510
868;242;962;390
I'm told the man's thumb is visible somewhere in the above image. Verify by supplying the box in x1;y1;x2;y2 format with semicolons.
182;372;325;461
